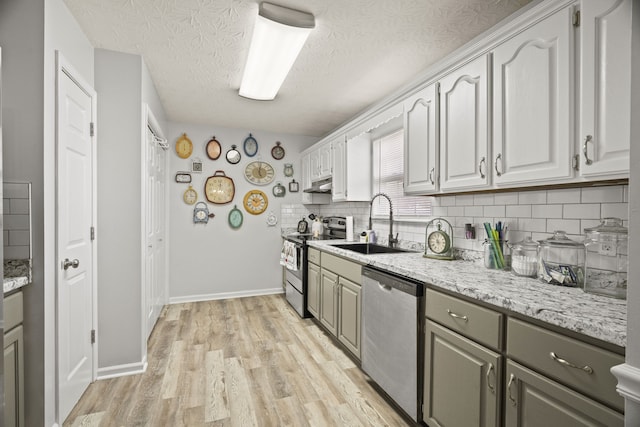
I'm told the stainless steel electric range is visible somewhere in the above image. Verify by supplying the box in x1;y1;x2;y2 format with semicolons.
282;217;347;317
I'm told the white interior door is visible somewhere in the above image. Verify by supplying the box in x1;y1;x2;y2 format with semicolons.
56;60;96;423
145;117;167;340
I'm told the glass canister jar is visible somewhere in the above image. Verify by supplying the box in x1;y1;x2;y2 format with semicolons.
537;231;585;287
583;218;628;299
509;236;538;277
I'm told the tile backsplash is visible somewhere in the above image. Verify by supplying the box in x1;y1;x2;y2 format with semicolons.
3;182;32;260
281;184;629;252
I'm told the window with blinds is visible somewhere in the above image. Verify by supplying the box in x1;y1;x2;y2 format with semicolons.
372;129;432;217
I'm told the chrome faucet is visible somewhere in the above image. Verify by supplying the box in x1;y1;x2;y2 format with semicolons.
368;192;399;248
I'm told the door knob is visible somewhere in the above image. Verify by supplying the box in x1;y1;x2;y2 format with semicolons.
62;258;80;270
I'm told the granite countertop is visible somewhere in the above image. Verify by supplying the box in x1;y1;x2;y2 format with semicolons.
307;240;627;349
4;259;32;294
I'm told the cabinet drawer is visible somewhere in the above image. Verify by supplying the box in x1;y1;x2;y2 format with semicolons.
507;317;624;411
4;292;23;332
321;252;362;284
308;247;321;264
426;289;503;350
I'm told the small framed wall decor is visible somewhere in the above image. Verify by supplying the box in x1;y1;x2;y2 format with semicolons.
191;157;203;173
175;172;192;183
206;136;221;160
289;179;299;192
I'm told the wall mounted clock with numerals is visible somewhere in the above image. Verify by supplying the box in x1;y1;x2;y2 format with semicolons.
271;141;285;160
204;170;235;204
183;185;198;205
206;136;221;160
243;189;268;215
244;161;275;185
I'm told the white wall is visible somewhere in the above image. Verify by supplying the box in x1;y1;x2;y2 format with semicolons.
1;0;94;425
167;121;316;301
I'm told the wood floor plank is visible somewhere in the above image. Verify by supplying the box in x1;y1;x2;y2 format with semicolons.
63;295;411;427
205;349;230;422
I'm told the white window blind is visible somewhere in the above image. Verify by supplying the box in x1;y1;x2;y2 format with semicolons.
372;129;432;217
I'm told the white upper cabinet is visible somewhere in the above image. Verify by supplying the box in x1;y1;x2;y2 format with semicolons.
332;133;372;202
439;55;490;192
492;6;574;187
579;0;631;178
301;152;330;204
403;83;439;194
317;141;333;181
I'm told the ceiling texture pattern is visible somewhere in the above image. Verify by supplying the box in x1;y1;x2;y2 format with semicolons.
64;0;532;137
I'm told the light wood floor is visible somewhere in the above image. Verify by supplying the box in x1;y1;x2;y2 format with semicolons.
64;294;412;427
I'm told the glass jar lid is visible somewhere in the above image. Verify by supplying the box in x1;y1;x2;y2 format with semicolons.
538;230;583;248
584;217;627;236
510;235;538;251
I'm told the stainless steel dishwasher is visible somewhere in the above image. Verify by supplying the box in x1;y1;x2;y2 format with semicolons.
361;266;425;423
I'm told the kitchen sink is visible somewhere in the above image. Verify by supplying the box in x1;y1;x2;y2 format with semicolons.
331;243;414;255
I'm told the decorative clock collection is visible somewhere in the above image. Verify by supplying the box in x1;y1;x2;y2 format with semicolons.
174;131;296;228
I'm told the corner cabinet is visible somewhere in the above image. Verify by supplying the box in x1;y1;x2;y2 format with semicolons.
439;55;490;192
579;0;631;179
403;83;439;194
492;6;574;187
4;291;25;427
332;133;372;202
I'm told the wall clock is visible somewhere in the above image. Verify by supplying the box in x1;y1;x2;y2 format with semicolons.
243;133;258;157
289;179;299;193
243;189;268;215
183;185;198;205
244;161;275;185
226;144;241;164
175;172;192;183
266;211;278;227
206;136;221;160
272;182;286;197
271;141;285;160
204;170;235;204
228;205;243;229
193;202;214;224
175;133;193;159
424;218;454;260
283;163;294;177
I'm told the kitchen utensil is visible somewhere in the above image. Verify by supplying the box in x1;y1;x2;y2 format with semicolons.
537;231;584;287
584;217;628;299
311;218;324;237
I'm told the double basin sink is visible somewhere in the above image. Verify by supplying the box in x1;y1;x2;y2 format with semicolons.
331;243;414;255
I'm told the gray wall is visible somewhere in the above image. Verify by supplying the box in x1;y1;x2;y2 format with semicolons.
167;121;316;301
0;0;94;425
95;49;167;373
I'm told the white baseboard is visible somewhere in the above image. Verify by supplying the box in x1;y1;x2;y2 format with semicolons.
168;287;284;305
97;358;148;380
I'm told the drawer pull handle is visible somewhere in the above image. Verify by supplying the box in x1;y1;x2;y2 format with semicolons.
549;352;594;374
507;373;517;406
494;153;503;176
447;309;468;322
486;363;495;394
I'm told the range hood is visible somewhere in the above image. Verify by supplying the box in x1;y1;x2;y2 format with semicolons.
304;177;332;193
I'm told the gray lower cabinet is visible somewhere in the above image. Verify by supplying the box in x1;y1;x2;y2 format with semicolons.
307;261;321;318
504;360;623;426
319;268;339;335
424;319;501;427
337;276;361;359
4;291;24;427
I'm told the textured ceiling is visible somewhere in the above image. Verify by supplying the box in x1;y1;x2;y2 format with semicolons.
64;0;532;137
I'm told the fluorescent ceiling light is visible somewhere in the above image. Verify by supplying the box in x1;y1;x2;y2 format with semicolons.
239;2;315;101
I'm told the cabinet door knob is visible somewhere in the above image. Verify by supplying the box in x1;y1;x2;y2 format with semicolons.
494;153;503;177
583;135;593;165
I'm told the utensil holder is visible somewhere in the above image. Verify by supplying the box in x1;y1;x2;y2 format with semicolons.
484;239;509;270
